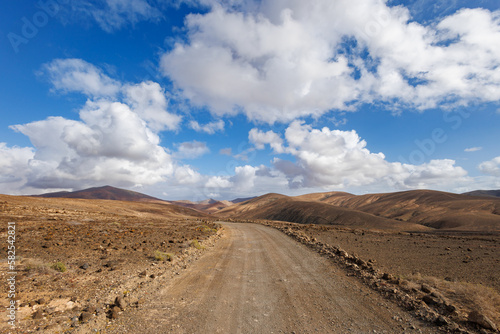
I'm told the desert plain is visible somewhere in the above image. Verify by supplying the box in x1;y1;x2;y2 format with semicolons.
0;186;499;333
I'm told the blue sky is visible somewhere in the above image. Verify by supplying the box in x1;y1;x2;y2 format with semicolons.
1;0;499;201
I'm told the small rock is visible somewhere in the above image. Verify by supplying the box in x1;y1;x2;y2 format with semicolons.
115;296;127;310
382;273;393;280
37;297;47;305
80;263;89;270
422;294;439;305
83;305;97;314
110;306;120;319
435;315;449;326
421;284;433;293
70;296;78;302
32;309;44;319
138;270;147;277
79;311;93;323
468;310;498;331
150;274;156;279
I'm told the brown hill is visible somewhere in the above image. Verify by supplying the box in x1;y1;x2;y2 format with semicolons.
296;190;500;232
463;190;500;198
3;193;208;222
169;198;233;214
35;185;163;202
216;193;431;231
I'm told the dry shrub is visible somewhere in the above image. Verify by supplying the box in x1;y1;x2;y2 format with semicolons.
21;258;51;275
154;250;174;262
190;240;205;250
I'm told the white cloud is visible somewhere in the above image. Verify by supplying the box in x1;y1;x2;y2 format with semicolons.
9;100;174;190
230;165;258;191
189;119;225;134
160;1;500;122
479;156;500;176
41;59;121;97
0;143;34;194
249;128;284;153
67;0;162;32
172;165;203;185
42;59;182;132
174;140;210;159
273;121;469;190
465;147;482;152
124;81;181;132
205;175;233;189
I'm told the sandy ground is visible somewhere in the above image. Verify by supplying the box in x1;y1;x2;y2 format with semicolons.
103;223;440;334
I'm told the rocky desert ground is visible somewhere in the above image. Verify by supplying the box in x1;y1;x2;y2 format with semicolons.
0;194;219;333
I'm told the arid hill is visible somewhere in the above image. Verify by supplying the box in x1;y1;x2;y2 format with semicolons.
34;185;164;203
216;193;431;231
294;190;500;231
463;189;500;198
217;190;500;232
35;186;239;214
169;198;233;214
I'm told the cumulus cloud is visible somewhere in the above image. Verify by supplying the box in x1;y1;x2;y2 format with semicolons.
205;175;232;189
42;59;181;133
172;165;203;185
1;58;188;192
0;144;34;194
41;58;121;97
174;140;210;159
249;128;284;153
230;165;258;191
161;1;500;122
189;119;225;134
124;81;181;131
10;100;174;190
272;121;468;190
479;156;500;176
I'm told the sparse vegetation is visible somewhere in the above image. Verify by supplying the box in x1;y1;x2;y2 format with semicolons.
52;261;67;272
22;258;51;274
154;250;174;262
196;224;218;233
190;239;205;250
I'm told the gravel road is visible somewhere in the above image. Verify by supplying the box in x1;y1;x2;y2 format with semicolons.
103;223;440;334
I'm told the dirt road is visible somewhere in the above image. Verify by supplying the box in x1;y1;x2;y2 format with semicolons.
103;223;439;333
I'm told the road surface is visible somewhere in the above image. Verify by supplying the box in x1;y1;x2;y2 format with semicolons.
103;222;438;333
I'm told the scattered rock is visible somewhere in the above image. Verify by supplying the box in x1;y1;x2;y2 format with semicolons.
422;294;439;305
83;305;97;314
435;315;449;326
468;310;498;331
110;306;121;319
421;284;433;294
32;309;44;320
79;311;93;322
115;296;127;310
382;273;393;280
